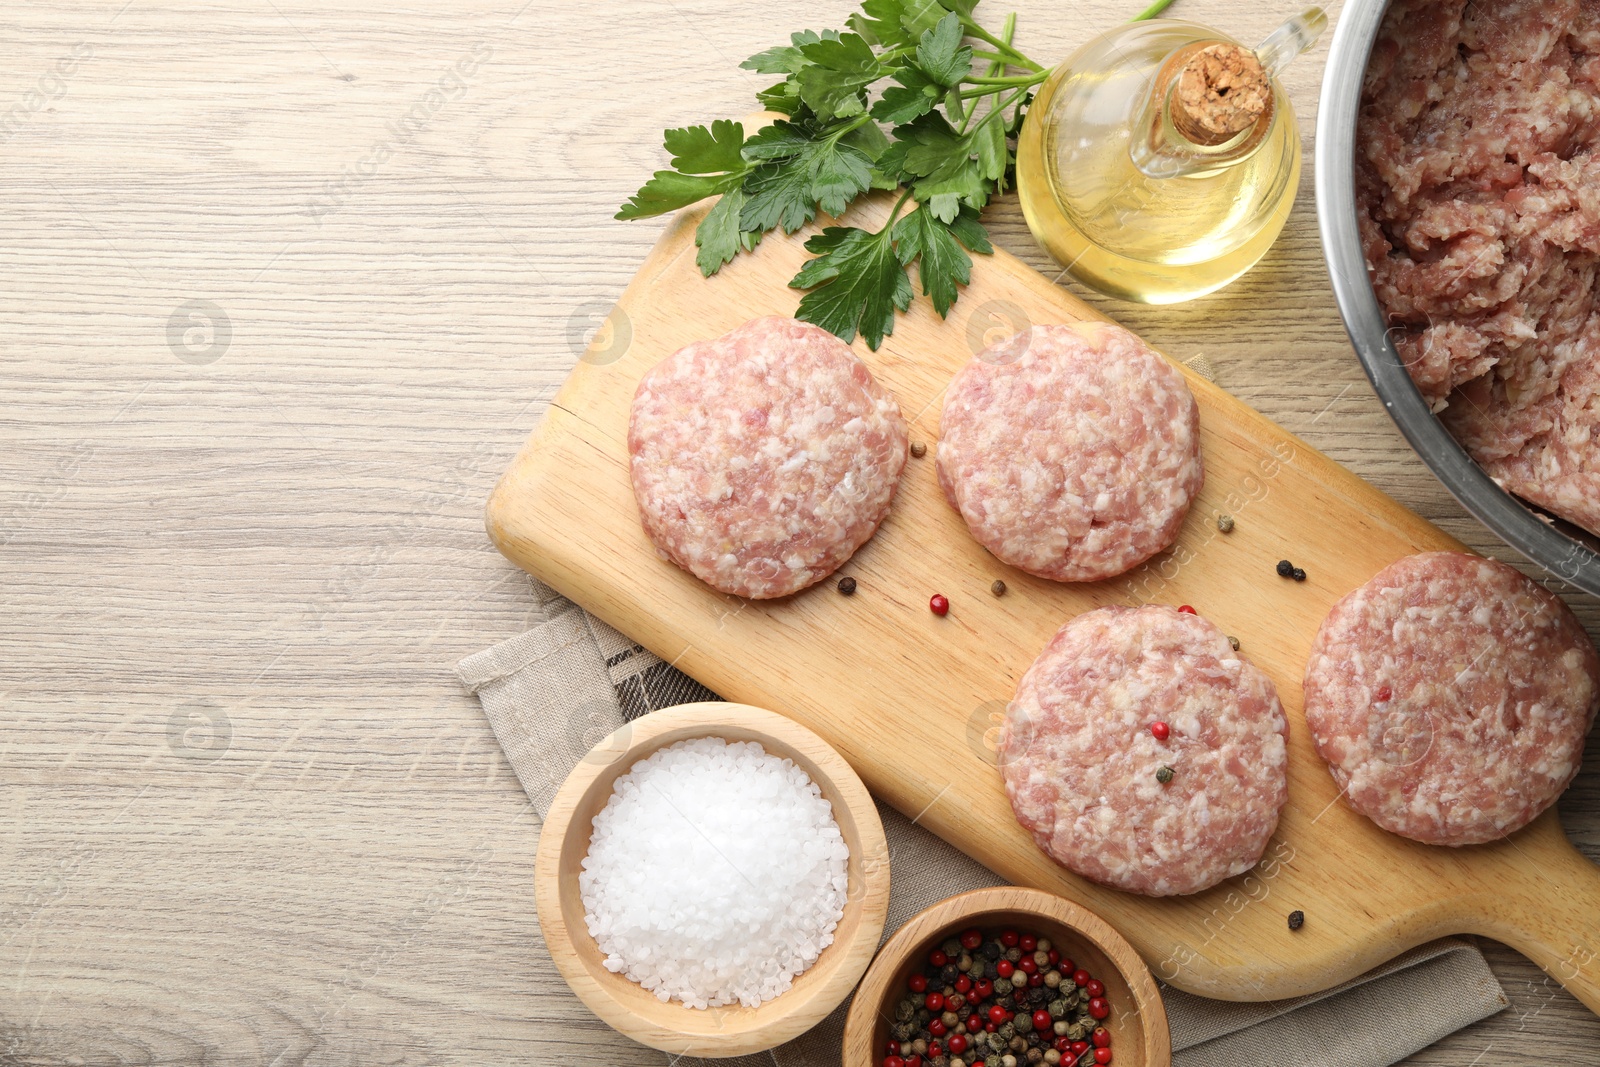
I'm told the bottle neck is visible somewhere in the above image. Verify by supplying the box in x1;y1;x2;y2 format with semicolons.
1129;41;1274;180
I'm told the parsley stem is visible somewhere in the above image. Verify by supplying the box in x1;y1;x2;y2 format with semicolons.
1131;0;1179;20
961;12;1016;136
957;74;1045;99
956;13;1045;72
885;188;915;229
963;73;1047;86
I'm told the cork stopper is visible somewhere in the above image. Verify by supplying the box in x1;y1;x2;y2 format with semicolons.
1168;43;1271;147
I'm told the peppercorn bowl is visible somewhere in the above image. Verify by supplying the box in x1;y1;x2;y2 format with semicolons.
843;887;1171;1067
533;701;892;1058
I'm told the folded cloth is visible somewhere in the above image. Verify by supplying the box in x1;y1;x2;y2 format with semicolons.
458;584;1508;1067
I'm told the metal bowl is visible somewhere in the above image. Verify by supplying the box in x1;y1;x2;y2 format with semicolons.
1315;0;1600;594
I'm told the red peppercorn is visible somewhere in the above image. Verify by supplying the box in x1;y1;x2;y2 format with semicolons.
1055;1036;1073;1053
984;1022;997;1033
1094;1049;1113;1065
925;992;945;1012
927;1041;942;1057
1017;956;1037;975
967;1013;983;1032
1070;1041;1090;1055
995;959;1014;978
884;1057;904;1067
1072;968;1090;987
1177;604;1196;614
929;593;949;616
961;928;983;950
906;1058;922;1067
1019;934;1038;952
973;979;993;1000
985;1004;1006;1024
1150;721;1170;741
928;1019;947;1038
929;950;948;967
887;1041;901;1055
1375;685;1392;702
947;1034;968;1056
1047;949;1060;965
999;930;1019;947
1086;979;1105;998
1092;1027;1111;1048
1029;973;1045;987
955;975;972;994
1032;1009;1052;1031
1089;996;1111;1020
908;974;928;993
1058;958;1075;975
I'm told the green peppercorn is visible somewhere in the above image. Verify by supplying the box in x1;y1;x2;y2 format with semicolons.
1156;765;1175;784
994;978;1013;996
1015;1011;1033;1033
1005;947;1022;962
1217;514;1234;533
1228;635;1241;651
896;997;915;1021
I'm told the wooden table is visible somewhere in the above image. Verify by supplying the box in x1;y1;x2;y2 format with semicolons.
0;1;1595;1063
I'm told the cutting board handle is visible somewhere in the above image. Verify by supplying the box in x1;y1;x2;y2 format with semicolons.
1474;823;1600;1016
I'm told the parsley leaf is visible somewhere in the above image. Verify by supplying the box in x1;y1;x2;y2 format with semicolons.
796;33;884;119
871;68;939;124
741;29;838;75
616;122;749;220
741;119;876;226
790;223;914;349
892;202;988;315
696;187;762;275
664;120;747;174
849;0;914;48
914;14;972;88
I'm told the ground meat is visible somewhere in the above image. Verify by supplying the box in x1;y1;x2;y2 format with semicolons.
1359;0;1600;534
628;316;908;599
935;322;1202;583
1304;551;1599;846
998;606;1289;897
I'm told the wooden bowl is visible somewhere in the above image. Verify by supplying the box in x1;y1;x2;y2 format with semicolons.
534;701;892;1058
844;887;1171;1067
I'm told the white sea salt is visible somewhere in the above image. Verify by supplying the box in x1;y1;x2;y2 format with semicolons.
578;736;850;1010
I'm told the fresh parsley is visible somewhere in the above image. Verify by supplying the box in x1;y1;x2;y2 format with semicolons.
618;0;1176;348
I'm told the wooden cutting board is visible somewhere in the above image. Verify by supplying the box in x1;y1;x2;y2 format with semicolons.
486;193;1600;1013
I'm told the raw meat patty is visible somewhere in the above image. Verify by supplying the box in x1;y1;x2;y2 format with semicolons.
998;605;1289;897
628;316;908;599
1358;0;1600;533
936;322;1202;583
1304;551;1599;846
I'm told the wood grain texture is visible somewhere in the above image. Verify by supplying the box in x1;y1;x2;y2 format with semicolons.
0;0;1595;1064
534;703;891;1058
486;192;1600;1010
842;886;1171;1067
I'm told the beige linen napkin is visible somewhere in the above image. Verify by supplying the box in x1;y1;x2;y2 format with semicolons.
458;584;1508;1067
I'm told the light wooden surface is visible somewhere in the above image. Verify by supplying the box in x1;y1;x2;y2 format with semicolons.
487;187;1600;1010
0;1;1595;1064
842;886;1172;1067
533;703;891;1057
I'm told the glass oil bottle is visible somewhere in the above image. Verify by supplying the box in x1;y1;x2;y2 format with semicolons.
1016;9;1327;303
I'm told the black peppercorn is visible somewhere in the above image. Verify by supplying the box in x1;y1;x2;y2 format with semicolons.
837;576;856;595
1292;567;1307;582
911;441;927;458
1276;559;1294;577
1288;909;1305;931
941;963;960;985
991;579;1007;597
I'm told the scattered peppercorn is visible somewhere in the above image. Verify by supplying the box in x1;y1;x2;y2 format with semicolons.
1276;559;1294;577
1228;635;1241;651
910;441;927;458
930;593;950;616
1150;721;1170;741
1156;765;1175;785
1217;514;1234;533
1375;685;1392;703
991;579;1007;597
1177;604;1196;614
1288;910;1305;931
838;576;857;595
1292;567;1307;582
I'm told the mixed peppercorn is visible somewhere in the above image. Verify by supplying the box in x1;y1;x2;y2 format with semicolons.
882;927;1114;1067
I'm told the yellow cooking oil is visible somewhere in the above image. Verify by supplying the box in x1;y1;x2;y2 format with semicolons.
1016;10;1326;304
